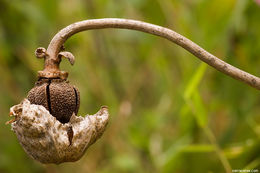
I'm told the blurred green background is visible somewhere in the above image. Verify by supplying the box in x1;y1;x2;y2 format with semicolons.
0;0;260;172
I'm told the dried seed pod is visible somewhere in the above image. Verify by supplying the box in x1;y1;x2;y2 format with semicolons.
7;22;113;164
9;99;109;164
27;78;80;124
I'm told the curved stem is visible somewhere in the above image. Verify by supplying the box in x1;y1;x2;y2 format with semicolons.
45;18;260;90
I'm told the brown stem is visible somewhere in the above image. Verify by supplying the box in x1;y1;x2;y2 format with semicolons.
42;18;260;90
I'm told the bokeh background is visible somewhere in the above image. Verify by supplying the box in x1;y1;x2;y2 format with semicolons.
0;0;260;172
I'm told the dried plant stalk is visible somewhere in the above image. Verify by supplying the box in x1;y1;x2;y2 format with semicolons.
41;18;260;90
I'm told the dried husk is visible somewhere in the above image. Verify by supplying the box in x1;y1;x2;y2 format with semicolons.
9;99;109;164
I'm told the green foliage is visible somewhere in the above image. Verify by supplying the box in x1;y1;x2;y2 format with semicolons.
0;0;260;172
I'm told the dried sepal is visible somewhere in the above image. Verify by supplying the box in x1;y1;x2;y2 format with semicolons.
10;99;109;164
58;51;75;65
35;47;47;58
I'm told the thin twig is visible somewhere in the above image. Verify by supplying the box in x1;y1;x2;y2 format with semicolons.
43;18;260;90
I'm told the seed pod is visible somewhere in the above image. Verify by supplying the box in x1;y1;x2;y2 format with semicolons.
7;33;110;164
27;78;80;124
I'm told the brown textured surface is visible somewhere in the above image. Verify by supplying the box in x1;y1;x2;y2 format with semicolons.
27;79;80;124
49;79;79;123
27;79;49;111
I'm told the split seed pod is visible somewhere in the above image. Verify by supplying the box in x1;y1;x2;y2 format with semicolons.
7;47;109;164
27;78;80;124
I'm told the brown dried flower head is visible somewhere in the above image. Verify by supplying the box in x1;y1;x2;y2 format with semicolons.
7;45;109;164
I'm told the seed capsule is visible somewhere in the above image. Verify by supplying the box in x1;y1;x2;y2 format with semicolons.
27;78;80;124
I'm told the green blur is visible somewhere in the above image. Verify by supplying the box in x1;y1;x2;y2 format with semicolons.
0;0;260;172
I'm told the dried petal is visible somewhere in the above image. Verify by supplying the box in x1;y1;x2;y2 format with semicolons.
10;99;109;164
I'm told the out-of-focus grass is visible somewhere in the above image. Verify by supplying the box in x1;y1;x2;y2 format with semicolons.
0;0;260;172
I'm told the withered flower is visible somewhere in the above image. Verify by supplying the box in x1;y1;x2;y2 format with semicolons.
7;45;109;164
7;18;260;165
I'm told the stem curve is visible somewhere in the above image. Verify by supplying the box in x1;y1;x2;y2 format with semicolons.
43;18;260;90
